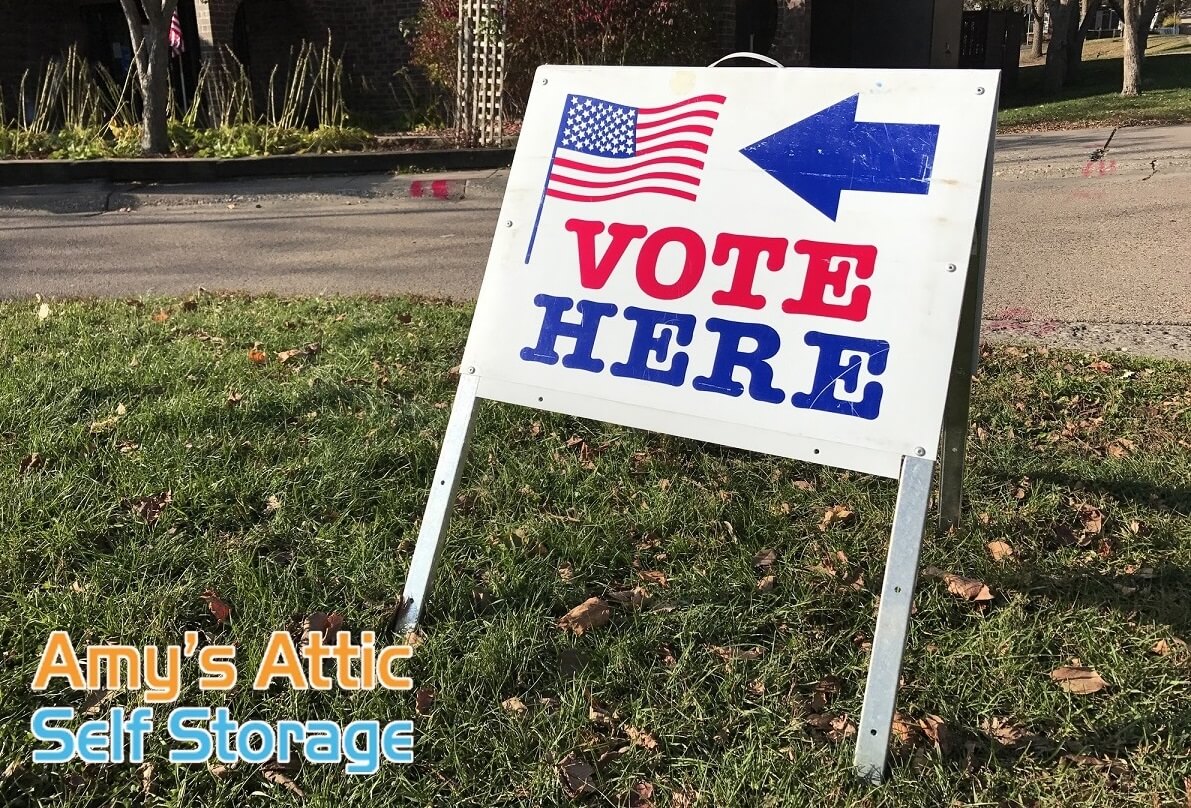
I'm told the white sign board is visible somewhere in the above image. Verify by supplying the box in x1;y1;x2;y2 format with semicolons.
402;64;1000;783
463;66;1000;479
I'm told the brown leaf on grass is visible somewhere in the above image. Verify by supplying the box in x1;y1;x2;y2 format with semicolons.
625;724;659;751
756;575;776;592
657;644;676;667
208;762;232;779
808;676;842;711
38;301;51;321
987;540;1015;562
1105;438;1135;459
793;480;816;492
151;309;171;323
557;753;596;797
818;505;853;531
140;762;155;797
277;343;320;364
1151;638;1188;657
201;590;231;623
671;788;698;808
415;687;435;715
917;714;954;754
300;612;344;644
226;390;244;407
557;563;574;582
81;688;115;716
709;645;765;663
981;716;1044;749
608;586;650;611
890;712;919;744
126;491;172;525
587;699;616;726
753;548;777;570
18;453;46;474
804;712;857;742
629;781;655;808
558;597;611;635
1050;666;1108;694
89;415;119;435
943;574;994;604
639;570;668;587
261;765;305;799
1077;504;1104;536
182;298;198;312
501;696;527;714
1088;360;1113;373
247;347;268;364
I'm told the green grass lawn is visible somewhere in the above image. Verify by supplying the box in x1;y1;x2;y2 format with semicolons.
1;296;1189;806
999;42;1191;131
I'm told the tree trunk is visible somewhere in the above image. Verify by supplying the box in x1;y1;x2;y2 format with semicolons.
141;30;171;153
118;0;180;155
1121;0;1143;95
1031;0;1046;58
1066;0;1099;82
1043;0;1077;94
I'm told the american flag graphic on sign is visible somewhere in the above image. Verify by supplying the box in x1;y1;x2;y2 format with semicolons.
526;92;727;261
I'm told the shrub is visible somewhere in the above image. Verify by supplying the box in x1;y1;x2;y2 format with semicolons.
410;0;719;118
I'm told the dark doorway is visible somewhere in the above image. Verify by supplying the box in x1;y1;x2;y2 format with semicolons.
735;0;779;55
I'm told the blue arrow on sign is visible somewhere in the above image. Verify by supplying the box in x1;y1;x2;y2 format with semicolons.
740;94;940;221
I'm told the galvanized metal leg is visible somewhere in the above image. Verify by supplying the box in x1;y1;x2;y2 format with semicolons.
854;455;934;784
398;373;480;631
936;259;980;535
937;148;993;535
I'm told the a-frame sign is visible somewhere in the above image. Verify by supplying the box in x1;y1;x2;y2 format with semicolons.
399;64;999;783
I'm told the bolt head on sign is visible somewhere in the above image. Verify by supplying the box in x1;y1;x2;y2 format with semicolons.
463;66;999;479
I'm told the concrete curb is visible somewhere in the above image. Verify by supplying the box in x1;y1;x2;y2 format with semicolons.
0;148;515;187
0;170;502;214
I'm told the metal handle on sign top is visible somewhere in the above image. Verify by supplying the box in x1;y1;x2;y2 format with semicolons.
708;52;783;68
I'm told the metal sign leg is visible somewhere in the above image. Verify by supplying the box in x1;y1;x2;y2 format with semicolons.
853;455;934;784
398;373;481;631
936;257;981;535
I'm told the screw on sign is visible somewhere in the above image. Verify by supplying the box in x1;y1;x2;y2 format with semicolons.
399;65;1001;784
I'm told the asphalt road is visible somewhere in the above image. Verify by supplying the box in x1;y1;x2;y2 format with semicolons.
3;124;1190;358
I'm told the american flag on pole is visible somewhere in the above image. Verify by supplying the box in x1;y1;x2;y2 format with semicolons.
169;11;185;56
525;92;727;261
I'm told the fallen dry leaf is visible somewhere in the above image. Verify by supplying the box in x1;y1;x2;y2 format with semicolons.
415;687;435;715
639;570;668;587
140;762;154;797
793;480;816;491
753;548;777;569
300;611;344;644
987;540;1015;561
890;712;919;744
1050;665;1108;694
501;696;527;714
261;765;304;799
629;781;655;808
38;302;51;321
709;645;765;663
201;590;231;623
607;586;650;610
81;688;115;717
557;753;596;797
918;714;954;753
226;390;244;407
1078;505;1104;536
151;309;170;323
756;575;776;592
981;716;1043;749
557;563;574;582
819;505;854;531
558;597;611;635
126;491;172;525
247;347;268;364
625;724;659;751
943;573;994;604
18;453;45;474
1151;638;1188;657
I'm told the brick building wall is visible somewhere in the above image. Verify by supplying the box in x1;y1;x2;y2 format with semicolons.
0;0;87;118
